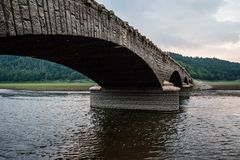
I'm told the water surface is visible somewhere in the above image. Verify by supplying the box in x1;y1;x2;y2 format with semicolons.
0;89;240;159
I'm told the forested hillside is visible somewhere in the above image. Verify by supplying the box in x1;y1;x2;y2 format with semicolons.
0;55;87;82
170;53;240;81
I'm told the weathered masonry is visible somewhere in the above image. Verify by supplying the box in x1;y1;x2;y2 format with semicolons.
0;0;193;111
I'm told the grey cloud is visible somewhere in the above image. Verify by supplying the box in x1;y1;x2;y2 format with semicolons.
97;0;240;55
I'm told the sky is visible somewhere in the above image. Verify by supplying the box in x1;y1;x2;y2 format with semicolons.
96;0;240;63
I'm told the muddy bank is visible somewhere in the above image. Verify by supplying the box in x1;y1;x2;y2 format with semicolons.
193;80;240;90
191;80;240;96
192;81;213;90
191;90;240;97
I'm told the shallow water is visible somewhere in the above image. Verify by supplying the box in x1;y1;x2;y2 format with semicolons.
0;89;240;160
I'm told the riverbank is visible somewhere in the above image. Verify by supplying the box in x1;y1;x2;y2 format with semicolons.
0;80;239;91
0;82;96;91
205;80;240;90
193;80;240;90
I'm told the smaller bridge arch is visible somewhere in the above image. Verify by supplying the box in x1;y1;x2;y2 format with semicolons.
169;71;182;87
184;77;189;85
189;79;193;84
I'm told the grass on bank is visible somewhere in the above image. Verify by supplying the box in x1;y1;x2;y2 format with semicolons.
0;82;96;91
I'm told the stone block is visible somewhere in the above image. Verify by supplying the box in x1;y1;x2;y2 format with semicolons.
12;0;24;35
66;10;72;34
23;20;32;34
55;11;61;34
29;0;42;34
19;0;27;5
37;0;43;6
38;6;47;34
3;0;16;35
0;3;7;37
59;0;67;34
48;0;56;34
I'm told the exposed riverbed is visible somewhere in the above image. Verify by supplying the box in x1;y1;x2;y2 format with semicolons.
0;89;240;159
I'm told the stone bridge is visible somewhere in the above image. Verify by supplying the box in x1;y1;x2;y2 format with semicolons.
0;0;193;111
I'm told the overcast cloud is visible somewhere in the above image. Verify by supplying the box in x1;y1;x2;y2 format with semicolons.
96;0;240;62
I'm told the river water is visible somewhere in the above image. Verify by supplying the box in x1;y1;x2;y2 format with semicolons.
0;89;240;160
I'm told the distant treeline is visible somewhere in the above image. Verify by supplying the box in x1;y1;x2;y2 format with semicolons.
170;53;240;81
0;55;87;82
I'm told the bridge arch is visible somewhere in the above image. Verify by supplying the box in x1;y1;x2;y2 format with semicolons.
0;35;161;88
184;77;189;85
169;71;182;87
189;79;193;84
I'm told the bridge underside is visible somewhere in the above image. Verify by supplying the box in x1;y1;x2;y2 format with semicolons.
0;35;192;111
0;35;161;88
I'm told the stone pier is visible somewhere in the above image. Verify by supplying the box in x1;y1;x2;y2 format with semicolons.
90;84;181;112
179;83;192;99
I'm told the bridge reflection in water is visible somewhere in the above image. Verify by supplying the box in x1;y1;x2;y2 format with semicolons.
67;108;181;159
